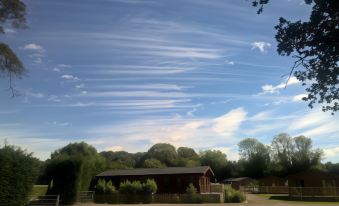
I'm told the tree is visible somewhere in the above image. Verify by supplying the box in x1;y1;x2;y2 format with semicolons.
270;133;294;175
0;144;40;206
252;0;339;113
142;158;166;168
43;142;106;204
100;151;136;168
199;150;228;181
177;147;198;159
145;143;178;166
238;138;271;178
271;133;323;176
0;0;27;95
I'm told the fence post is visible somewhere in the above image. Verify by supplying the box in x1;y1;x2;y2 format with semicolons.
56;195;60;206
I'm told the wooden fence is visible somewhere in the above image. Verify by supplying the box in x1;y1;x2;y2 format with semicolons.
28;195;59;206
289;187;339;198
78;191;94;203
94;193;223;204
240;186;288;194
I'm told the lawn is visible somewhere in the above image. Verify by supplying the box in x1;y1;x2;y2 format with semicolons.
256;194;339;205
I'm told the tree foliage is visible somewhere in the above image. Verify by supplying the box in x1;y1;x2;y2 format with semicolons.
146;143;178;166
42;142;106;204
142;158;166;168
200;150;228;181
252;0;339;113
238;138;271;178
0;144;40;206
0;0;27;95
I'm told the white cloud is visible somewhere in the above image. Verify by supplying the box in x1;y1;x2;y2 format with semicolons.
105;145;124;152
259;76;300;95
324;147;339;158
213;107;247;137
4;28;16;33
292;93;308;102
23;43;45;53
251;41;271;53
52;121;71;126
214;147;239;161
48;95;61;102
58;64;72;68
53;67;61;72
225;60;235;65
61;74;80;81
288;109;332;131
75;84;85;89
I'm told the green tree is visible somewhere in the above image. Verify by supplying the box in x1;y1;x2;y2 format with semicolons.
0;0;27;95
199;150;228;181
238;138;271;178
142;158;166;168
178;147;198;159
252;0;339;113
100;151;136;168
146;143;178;166
271;133;323;176
43;142;106;204
0;144;39;206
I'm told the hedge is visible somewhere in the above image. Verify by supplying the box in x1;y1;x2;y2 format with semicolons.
0;145;39;206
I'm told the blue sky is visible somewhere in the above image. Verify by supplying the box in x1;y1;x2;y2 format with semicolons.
0;0;338;161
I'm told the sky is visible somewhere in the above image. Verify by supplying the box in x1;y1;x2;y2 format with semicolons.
0;0;338;162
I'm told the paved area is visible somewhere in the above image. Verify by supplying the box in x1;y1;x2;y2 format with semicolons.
73;194;339;206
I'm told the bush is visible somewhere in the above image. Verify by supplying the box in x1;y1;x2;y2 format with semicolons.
96;179;106;194
119;179;157;195
105;181;117;194
186;183;197;194
0;145;39;206
119;180;142;194
224;187;246;203
141;179;157;194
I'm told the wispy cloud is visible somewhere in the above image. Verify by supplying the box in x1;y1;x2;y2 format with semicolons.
61;74;80;81
258;76;300;95
23;43;45;53
251;41;271;53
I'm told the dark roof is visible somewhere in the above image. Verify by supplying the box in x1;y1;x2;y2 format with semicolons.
288;169;339;179
223;177;250;182
96;166;214;177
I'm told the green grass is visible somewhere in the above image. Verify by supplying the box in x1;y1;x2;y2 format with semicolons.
256;194;339;205
29;185;48;199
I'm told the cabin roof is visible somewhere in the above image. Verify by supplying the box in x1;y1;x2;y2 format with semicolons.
96;166;214;177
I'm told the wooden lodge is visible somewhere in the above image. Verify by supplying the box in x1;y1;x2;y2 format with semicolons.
222;177;254;190
258;176;286;187
288;170;339;188
287;170;339;198
96;166;215;194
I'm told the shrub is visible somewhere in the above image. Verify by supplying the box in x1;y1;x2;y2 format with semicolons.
185;183;197;194
141;179;157;194
105;181;117;194
119;180;142;194
119;179;157;195
224;187;246;203
0;145;39;206
96;179;106;194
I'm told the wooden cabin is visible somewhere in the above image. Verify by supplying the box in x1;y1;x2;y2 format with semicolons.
96;166;215;194
288;170;339;188
258;176;286;187
222;177;254;190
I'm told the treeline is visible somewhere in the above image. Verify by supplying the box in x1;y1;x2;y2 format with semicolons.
1;133;338;204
